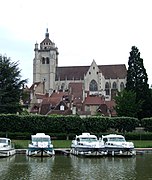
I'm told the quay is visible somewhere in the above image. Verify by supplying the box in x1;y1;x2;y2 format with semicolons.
15;148;152;155
15;149;71;155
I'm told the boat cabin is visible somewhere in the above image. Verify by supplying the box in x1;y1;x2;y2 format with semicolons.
0;138;11;147
76;133;98;143
102;134;126;144
31;133;51;147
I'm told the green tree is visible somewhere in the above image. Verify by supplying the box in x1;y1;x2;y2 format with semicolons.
126;46;152;119
0;54;27;114
114;90;142;117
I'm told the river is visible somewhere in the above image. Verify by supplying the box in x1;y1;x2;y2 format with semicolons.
0;153;152;180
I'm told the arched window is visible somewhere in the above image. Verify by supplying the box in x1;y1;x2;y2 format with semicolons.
61;83;65;90
89;80;98;91
120;82;125;91
112;82;117;89
46;57;49;64
105;82;110;95
42;57;45;64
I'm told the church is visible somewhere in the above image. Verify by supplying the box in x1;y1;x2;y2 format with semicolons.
30;29;127;116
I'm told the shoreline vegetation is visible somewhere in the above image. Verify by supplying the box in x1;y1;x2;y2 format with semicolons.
12;140;152;149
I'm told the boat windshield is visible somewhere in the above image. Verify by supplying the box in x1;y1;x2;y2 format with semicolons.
0;139;6;143
108;137;125;142
32;137;50;142
80;138;97;142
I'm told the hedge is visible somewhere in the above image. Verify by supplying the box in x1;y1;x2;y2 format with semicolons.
0;114;140;139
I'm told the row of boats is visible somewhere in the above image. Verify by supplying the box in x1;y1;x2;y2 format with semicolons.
0;132;136;158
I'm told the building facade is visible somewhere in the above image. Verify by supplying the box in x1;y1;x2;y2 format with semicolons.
31;29;127;116
33;29;126;101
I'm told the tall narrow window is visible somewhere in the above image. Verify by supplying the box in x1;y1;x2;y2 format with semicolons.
89;80;98;91
120;82;125;91
46;57;49;64
105;82;110;95
42;57;45;64
112;82;117;89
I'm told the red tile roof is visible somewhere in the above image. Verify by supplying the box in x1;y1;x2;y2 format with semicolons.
84;96;105;105
69;82;83;105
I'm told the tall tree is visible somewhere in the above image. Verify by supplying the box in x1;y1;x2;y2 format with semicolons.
126;46;152;119
0;54;27;114
114;90;142;118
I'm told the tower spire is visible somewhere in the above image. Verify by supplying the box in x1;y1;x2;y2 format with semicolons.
45;28;49;38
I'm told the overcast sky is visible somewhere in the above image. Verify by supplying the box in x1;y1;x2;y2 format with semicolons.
0;0;152;86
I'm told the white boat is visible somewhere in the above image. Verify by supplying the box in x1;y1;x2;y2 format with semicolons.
0;138;16;157
71;133;105;156
26;133;55;157
101;134;136;156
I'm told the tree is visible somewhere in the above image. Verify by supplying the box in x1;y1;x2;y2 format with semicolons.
0;54;27;114
126;46;152;119
114;90;142;118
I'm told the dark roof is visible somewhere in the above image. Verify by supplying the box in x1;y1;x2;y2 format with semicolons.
56;66;89;81
40;37;53;45
98;64;127;79
55;64;127;81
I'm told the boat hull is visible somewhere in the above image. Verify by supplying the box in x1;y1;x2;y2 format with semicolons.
105;147;136;156
71;147;105;157
26;147;55;157
0;149;16;157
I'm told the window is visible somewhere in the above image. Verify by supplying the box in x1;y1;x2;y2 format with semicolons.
112;82;117;89
46;57;49;64
61;83;65;90
89;80;98;91
60;105;64;111
42;57;45;64
120;82;125;91
105;82;110;95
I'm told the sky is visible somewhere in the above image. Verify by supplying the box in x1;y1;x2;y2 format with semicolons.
0;0;152;86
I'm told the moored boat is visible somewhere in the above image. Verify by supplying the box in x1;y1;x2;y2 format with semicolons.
0;137;16;157
101;134;136;156
26;133;55;157
71;133;105;157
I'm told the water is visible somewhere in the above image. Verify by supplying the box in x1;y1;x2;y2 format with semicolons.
0;153;152;180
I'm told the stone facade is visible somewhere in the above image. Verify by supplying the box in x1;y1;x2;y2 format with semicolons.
33;29;127;102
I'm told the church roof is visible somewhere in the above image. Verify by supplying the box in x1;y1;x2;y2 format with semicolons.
56;64;127;81
56;66;88;81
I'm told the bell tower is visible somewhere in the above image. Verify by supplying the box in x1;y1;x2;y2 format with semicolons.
33;29;59;93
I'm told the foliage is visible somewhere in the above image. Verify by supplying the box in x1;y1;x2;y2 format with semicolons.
125;46;152;119
109;117;139;133
0;115;139;135
0;54;27;114
114;90;142;117
141;118;152;132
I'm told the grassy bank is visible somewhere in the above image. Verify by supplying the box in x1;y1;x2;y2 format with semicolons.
12;140;152;149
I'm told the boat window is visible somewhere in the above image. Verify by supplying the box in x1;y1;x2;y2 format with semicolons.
0;139;6;143
32;137;50;142
108;137;125;142
80;138;97;142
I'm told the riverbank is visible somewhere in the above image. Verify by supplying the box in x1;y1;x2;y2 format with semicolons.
12;140;152;149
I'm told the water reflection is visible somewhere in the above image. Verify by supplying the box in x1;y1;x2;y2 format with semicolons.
70;156;136;180
0;154;152;180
